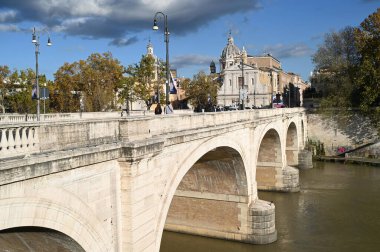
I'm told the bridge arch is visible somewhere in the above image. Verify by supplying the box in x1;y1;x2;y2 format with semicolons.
155;134;252;250
0;189;111;252
255;126;283;191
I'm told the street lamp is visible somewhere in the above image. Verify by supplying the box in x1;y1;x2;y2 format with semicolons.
32;27;52;121
153;12;170;113
239;57;245;110
268;71;273;108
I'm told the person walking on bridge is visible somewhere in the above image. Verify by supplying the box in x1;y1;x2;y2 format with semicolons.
164;102;173;114
155;103;162;115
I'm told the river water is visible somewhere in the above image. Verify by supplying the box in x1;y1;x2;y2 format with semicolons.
161;161;380;252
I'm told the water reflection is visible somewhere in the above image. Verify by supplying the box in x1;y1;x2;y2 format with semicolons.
161;162;380;252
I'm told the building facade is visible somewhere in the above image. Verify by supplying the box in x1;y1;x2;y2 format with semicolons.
217;34;309;108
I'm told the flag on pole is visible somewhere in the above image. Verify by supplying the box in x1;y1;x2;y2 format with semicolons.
169;71;177;94
32;85;37;99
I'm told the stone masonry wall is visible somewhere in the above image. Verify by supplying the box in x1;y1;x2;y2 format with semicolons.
307;111;379;156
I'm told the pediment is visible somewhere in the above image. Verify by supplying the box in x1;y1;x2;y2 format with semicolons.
224;63;257;72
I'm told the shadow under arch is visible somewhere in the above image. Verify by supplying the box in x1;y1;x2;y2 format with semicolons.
164;147;248;242
156;137;252;251
256;128;283;191
0;194;111;252
286;121;299;166
0;226;84;251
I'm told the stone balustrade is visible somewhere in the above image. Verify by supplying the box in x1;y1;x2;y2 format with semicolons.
0;108;304;159
0;126;39;158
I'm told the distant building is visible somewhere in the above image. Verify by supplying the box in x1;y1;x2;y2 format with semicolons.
217;33;309;108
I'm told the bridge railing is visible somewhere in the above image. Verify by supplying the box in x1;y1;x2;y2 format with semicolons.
119;110;255;141
0;108;305;159
0;126;40;159
0;111;155;124
254;107;303;118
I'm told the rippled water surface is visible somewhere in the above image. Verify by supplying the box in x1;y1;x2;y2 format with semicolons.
161;162;380;252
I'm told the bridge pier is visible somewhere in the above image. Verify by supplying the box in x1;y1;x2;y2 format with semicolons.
298;150;313;169
256;164;300;192
165;192;277;245
247;199;277;244
281;166;300;192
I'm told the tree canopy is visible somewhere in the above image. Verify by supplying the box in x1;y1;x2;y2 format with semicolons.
52;52;124;112
312;8;380;131
0;67;47;114
124;54;156;109
355;8;380;112
182;71;219;112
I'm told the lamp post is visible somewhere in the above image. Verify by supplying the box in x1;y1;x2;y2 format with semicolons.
269;71;273;108
43;83;46;114
240;58;245;110
153;12;170;113
32;27;52;121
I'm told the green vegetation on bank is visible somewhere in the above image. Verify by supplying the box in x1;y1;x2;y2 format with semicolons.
311;8;380;133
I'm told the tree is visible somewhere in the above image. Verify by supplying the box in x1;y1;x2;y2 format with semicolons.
312;8;380;134
354;8;380;112
311;26;358;108
124;54;157;110
52;52;124;112
183;71;219;112
51;62;81;112
1;68;39;114
119;74;136;114
0;65;11;113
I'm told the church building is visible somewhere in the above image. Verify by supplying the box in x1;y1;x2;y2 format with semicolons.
217;33;308;108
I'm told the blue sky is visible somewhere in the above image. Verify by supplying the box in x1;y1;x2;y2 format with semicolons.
1;0;379;82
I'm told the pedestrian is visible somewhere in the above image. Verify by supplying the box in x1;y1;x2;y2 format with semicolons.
155;103;162;115
164;101;174;114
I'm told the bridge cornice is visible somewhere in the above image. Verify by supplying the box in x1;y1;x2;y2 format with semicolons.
0;143;120;186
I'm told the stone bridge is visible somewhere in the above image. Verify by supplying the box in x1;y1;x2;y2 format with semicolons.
0;108;310;251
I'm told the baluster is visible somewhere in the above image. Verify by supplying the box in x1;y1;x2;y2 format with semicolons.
7;128;16;155
21;127;28;151
31;127;40;153
14;128;21;153
0;129;8;157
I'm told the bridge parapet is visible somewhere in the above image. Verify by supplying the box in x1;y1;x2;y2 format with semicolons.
0;109;305;160
120;110;255;141
0;126;40;159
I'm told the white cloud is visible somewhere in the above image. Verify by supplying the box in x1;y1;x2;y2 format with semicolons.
0;0;261;44
263;43;313;59
109;36;139;47
0;10;17;22
0;24;20;32
171;54;215;69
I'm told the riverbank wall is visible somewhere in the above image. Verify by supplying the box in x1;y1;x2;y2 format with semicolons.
307;110;379;156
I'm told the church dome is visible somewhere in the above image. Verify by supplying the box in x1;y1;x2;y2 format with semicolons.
221;35;241;59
